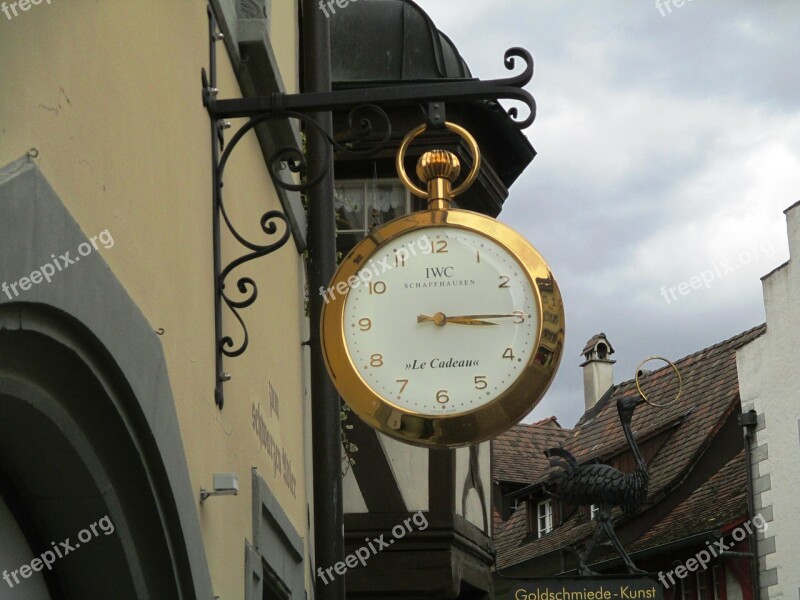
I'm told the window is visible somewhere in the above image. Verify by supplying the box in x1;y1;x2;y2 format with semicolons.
247;472;304;600
696;571;708;600
334;180;412;255
680;578;692;600
261;560;290;600
712;566;722;600
537;500;553;537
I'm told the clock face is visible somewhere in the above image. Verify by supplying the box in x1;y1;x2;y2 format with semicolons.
321;209;564;447
342;227;539;416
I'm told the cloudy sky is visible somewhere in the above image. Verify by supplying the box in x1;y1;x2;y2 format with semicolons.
414;0;800;426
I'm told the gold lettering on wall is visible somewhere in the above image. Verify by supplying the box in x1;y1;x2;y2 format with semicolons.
252;382;297;498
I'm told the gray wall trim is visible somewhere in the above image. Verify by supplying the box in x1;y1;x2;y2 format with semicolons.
759;505;774;523
752;474;772;495
209;0;272;52
0;156;214;599
760;567;778;587
755;411;766;433
757;535;776;557
245;541;265;600
751;443;769;464
251;468;305;599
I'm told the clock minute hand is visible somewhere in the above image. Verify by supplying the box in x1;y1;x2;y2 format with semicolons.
449;313;522;320
447;317;498;326
417;313;497;326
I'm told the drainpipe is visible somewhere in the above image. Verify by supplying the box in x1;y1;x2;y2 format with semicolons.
739;410;760;600
302;2;345;599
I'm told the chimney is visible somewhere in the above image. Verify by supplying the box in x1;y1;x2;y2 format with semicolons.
580;333;615;411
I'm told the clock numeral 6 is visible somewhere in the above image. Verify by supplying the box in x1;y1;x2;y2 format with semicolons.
474;376;488;390
359;318;372;331
368;281;387;295
502;347;515;360
370;354;384;367
436;390;450;404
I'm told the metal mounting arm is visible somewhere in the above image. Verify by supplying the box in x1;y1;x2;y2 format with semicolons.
202;5;537;409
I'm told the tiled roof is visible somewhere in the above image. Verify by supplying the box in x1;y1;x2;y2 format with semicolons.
496;451;748;568
494;324;766;570
493;417;571;485
631;450;747;551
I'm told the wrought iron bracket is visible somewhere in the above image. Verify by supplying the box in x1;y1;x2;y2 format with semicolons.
202;5;536;408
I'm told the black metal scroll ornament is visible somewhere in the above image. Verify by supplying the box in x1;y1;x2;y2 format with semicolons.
203;8;293;409
201;5;538;407
544;358;682;575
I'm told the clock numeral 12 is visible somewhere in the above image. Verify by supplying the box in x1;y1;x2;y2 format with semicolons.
431;240;448;254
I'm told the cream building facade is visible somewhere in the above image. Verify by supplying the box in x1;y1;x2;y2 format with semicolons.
0;1;311;598
737;201;800;600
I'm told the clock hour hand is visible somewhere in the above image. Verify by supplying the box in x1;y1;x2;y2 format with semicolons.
417;312;498;326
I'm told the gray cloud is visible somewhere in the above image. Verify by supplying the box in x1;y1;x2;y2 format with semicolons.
414;0;798;426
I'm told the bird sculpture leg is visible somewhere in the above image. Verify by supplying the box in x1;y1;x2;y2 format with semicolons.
576;523;604;576
600;520;647;575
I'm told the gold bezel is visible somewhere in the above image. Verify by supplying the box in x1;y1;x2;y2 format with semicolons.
320;209;565;448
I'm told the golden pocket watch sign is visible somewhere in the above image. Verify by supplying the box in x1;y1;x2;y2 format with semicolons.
321;122;565;448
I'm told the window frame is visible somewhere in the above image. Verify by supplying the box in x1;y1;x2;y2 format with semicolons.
536;499;553;537
334;178;413;236
712;565;722;600
681;576;692;600
696;569;708;600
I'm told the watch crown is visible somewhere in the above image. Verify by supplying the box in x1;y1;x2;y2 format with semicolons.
416;150;461;184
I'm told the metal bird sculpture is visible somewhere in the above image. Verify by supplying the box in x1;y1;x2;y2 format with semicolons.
545;395;648;575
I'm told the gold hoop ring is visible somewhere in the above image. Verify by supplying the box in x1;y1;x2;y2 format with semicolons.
634;356;683;408
396;122;482;199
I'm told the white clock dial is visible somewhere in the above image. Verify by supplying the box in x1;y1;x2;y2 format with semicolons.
342;226;540;416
